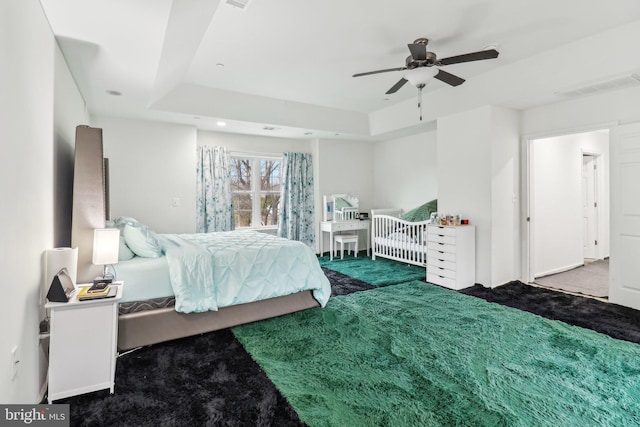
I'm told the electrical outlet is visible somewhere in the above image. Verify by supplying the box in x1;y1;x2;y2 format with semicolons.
11;345;19;379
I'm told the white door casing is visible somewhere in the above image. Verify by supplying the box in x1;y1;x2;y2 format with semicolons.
609;122;640;310
582;155;597;259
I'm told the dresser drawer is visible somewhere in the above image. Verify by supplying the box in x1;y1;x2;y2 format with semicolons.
427;233;456;245
428;257;456;271
334;222;361;231
427;272;457;289
427;249;456;263
427;226;457;237
427;241;457;254
429;266;456;279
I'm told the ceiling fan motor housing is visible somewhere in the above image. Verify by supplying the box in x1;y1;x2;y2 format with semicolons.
406;51;437;69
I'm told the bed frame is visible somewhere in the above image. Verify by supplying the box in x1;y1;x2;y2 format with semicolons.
118;291;319;350
71;125;323;351
371;208;430;267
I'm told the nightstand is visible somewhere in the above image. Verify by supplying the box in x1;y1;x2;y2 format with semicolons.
45;282;123;403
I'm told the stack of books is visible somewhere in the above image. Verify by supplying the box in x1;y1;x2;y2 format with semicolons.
77;283;117;301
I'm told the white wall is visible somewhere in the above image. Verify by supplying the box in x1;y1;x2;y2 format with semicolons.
531;130;609;277
522;86;640;136
437;106;520;287
0;0;86;403
316;139;374;213
372;130;438;212
438;107;492;286
316;139;375;253
490;107;521;287
93;116;197;234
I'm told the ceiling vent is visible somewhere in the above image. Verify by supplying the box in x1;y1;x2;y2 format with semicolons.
226;0;252;10
555;74;640;99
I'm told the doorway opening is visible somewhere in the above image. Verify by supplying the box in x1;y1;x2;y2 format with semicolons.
525;129;610;298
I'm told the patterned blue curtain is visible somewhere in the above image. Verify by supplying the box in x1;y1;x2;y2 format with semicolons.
277;152;315;248
196;146;234;232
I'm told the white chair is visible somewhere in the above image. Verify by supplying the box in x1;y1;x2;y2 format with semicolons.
334;234;359;259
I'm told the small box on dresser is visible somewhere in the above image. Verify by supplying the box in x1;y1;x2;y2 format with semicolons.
426;225;475;290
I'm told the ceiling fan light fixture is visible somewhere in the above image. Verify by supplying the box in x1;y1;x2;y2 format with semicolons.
404;67;439;87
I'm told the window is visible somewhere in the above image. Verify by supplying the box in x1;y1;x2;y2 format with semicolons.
230;156;281;228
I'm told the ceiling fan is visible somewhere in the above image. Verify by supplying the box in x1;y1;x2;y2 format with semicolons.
353;38;499;119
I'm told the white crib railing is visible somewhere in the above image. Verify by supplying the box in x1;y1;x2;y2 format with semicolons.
371;209;429;267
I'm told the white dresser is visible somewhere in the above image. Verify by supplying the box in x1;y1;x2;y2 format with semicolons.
426;225;475;290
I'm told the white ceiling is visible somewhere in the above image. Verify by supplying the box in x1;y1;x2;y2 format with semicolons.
40;0;640;140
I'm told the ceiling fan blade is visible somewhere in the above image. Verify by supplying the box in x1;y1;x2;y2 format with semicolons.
434;70;465;87
407;43;427;61
438;49;499;66
386;78;408;94
353;67;406;77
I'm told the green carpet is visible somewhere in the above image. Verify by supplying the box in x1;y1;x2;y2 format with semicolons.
233;281;640;427
318;253;424;286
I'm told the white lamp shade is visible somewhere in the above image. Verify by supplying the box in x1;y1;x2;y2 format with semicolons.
405;66;439;87
92;228;120;265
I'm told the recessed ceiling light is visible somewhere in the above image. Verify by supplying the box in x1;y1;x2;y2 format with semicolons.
216;121;226;127
383;98;390;101
216;63;225;68
106;90;122;96
193;116;201;120
304;132;313;135
263;126;278;131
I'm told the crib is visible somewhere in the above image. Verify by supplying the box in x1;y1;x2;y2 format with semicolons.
371;208;430;267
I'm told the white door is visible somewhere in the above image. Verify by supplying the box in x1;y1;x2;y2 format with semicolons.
609;122;640;310
582;155;597;259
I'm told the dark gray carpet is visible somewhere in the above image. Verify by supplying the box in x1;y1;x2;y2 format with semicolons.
59;328;305;427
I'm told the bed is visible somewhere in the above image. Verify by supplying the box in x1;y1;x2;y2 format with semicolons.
70;126;331;351
371;208;431;267
114;225;331;350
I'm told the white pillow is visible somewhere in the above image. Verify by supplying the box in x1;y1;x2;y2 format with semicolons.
122;223;162;258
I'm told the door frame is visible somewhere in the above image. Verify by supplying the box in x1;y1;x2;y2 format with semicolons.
521;122;615;284
581;152;599;260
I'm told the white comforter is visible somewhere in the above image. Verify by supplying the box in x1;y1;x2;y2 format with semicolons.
159;231;331;313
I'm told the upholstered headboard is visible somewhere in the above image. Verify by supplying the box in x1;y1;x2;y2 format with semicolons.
70;125;107;283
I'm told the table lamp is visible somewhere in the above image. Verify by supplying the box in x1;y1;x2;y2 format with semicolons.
92;228;120;283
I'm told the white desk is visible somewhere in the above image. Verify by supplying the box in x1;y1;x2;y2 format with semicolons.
319;220;370;261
